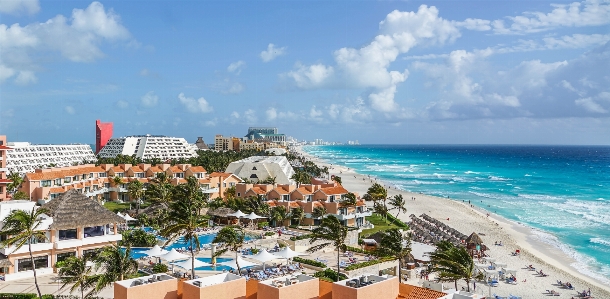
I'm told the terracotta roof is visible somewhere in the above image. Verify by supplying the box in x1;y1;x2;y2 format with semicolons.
0;145;12;150
49;187;65;193
175;178;187;184
250;187;267;195
111;166;124;172
25;166;105;181
317;186;349;195
293;186;313;195
148;166;163;173
356;200;366;206
288;202;300;208
168;166;183;173
272;186;291;195
313;201;324;207
267;201;277;207
189;166;206;173
0;179;12;183
198;178;211;183
399;284;446;299
209;172;231;178
129;166;144;173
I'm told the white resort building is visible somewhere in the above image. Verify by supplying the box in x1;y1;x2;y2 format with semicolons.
5;142;96;175
97;135;198;160
225;156;295;185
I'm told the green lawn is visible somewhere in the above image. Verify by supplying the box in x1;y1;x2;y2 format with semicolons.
360;214;399;237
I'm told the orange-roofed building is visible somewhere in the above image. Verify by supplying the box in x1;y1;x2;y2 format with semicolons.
0;135;11;201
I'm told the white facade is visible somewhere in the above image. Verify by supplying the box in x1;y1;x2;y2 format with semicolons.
225;156;295;185
6;142;96;175
97;135;198;160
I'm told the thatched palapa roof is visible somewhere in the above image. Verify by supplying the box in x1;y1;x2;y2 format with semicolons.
207;207;236;217
0;254;13;267
43;189;126;230
465;232;483;245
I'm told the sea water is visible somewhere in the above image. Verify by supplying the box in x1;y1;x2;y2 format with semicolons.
302;145;610;284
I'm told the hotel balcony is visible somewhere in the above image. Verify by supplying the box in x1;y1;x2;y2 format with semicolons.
356;210;373;218
55;233;121;249
201;187;219;194
0;242;54;255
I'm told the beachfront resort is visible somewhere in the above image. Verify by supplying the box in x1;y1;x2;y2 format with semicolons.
0;131;608;299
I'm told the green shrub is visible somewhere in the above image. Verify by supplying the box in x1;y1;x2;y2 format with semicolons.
152;263;169;273
257;222;269;229
293;257;326;268
289;234;312;241
250;248;260;254
313;268;347;282
264;231;275;236
343;257;396;271
120;229;157;247
344;245;387;257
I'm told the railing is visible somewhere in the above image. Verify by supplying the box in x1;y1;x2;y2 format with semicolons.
0;242;54;255
82;233;122;246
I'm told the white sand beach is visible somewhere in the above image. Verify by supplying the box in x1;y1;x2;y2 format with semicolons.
294;146;610;299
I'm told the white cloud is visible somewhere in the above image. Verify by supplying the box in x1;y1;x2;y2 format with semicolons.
310;106;323;118
141;91;158;107
575;97;608;113
65;106;75;114
14;70;36;85
224;82;244;94
260;43;286;62
561;80;578;92
204;118;217;127
231;111;240;119
117;100;129;109
492;0;610;34
244;109;257;123
178;92;213;113
227;60;246;74
454;18;492;31
285;63;334;89
543;34;610;49
266;107;277;121
0;0;39;15
0;1;133;84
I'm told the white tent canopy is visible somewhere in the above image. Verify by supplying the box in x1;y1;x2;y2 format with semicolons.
411;242;436;262
228;210;247;218
158;249;190;262
141;245;169;258
250;249;280;263
123;214;137;221
173;258;212;271
244;212;266;220
117;212;124;218
218;256;258;269
274;247;305;259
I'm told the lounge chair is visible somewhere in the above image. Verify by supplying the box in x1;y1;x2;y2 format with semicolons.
508;294;522;299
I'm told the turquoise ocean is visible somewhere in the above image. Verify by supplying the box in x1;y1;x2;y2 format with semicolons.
302;145;610;284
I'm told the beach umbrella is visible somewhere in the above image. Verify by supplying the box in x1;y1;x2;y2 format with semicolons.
466;232;484;245
244;212;266;220
158;249;190;262
249;249;281;270
117;212;124;218
228;210;247;218
141;245;169;257
173;258;212;270
123;214;137;221
274;247;305;261
217;256;259;269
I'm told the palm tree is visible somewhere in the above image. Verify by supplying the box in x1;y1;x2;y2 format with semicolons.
388;194;407;219
0;207;49;299
291;207;305;226
7;172;23;194
127;180;144;215
307;215;349;281
57;255;97;299
311;206;327;220
331;175;342;185
270;206;290;227
367;183;387;202
93;244;138;293
378;228;411;283
159;176;207;278
291;171;311;187
429;242;481;291
212;226;246;275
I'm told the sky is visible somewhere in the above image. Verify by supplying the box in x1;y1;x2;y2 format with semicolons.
1;0;609;145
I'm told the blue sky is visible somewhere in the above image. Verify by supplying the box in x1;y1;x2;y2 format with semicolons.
1;0;609;145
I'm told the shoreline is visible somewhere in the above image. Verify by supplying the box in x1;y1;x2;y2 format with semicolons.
293;145;610;298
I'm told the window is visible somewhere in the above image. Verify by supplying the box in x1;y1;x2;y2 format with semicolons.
282;195;289;201
89;173;93;179
73;175;78;181
237;192;241;197
136;173;144;178
98;172;107;178
104;183;109;188
50;193;60;199
83;249;102;259
117;173;124;178
174;173;184;178
329;195;335;202
64;177;71;184
41;180;51;187
223;183;226;187
306;195;312;202
18;255;48;272
229;182;235;187
59;229;77;240
55;179;61;186
81;174;87;180
84;226;106;238
56;252;76;264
